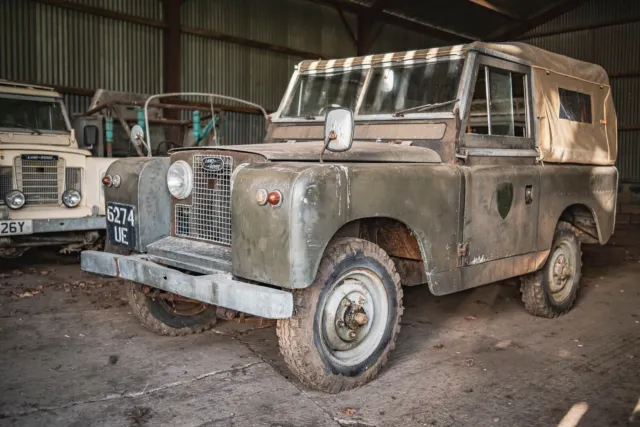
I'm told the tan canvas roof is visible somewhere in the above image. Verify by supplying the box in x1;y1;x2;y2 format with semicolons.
298;42;609;86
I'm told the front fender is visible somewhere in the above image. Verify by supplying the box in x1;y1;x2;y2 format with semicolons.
232;162;462;289
232;162;349;289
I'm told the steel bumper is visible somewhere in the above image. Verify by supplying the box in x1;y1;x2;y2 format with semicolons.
33;217;106;233
81;250;293;319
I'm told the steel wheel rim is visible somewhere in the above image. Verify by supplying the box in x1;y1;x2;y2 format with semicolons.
321;268;389;368
157;299;208;317
547;241;576;303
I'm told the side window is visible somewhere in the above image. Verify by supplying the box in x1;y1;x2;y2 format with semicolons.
558;88;592;123
467;66;528;137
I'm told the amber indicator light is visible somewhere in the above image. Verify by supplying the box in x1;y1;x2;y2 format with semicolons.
267;191;282;206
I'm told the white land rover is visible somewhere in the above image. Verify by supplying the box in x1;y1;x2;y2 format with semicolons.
0;80;115;258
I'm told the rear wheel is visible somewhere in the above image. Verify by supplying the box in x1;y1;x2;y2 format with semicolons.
126;282;217;336
277;238;403;393
520;223;582;318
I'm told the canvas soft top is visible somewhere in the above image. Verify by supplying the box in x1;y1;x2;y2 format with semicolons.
298;42;616;166
298;42;609;85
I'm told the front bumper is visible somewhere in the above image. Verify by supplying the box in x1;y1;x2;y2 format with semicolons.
32;216;106;233
81;251;294;319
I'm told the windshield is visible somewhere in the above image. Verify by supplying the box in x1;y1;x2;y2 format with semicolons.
0;96;69;133
282;70;368;118
280;57;466;119
359;59;465;115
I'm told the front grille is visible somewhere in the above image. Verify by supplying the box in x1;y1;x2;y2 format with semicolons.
14;157;65;205
175;155;233;245
65;167;83;192
0;167;12;205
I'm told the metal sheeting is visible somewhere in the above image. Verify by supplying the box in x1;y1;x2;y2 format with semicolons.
369;23;445;54
180;0;357;112
618;132;640;183
523;0;640;36
1;0;163;115
220;112;267;146
65;0;163;21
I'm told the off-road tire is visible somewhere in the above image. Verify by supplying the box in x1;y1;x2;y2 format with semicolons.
126;282;217;336
276;238;403;393
520;222;582;318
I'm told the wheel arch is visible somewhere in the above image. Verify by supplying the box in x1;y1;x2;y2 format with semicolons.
324;216;432;287
557;203;602;244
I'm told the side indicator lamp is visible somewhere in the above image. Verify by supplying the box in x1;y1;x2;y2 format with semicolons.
267;190;282;207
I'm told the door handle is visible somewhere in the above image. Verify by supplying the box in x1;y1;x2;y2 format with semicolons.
525;185;533;205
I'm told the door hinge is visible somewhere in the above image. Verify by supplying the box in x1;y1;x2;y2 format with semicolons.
457;242;469;267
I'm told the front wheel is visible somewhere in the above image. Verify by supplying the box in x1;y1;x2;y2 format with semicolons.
277;238;403;393
126;282;217;336
520;222;582;318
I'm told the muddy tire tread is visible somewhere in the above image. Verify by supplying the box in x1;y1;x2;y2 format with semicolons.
125;282;215;336
520;222;582;318
276;238;403;393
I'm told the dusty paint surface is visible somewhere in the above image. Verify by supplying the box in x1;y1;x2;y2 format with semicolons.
1;227;639;427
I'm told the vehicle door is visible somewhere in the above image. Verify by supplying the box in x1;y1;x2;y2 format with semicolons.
459;54;540;265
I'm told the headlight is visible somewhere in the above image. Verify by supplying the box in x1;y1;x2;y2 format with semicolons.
62;189;82;208
167;160;193;199
5;190;26;210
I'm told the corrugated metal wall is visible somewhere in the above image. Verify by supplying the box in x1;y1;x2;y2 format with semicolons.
1;0;163;116
522;0;640;182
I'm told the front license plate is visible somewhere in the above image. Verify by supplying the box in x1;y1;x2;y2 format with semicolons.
0;220;33;236
106;202;137;250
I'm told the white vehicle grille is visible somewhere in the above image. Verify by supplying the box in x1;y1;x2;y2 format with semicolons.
175;155;233;245
14;157;65;205
0;167;12;205
65;167;83;192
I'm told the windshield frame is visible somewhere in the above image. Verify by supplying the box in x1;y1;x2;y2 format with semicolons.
273;53;469;123
0;93;72;134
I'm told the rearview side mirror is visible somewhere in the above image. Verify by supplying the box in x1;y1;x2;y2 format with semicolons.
83;125;99;148
324;107;354;153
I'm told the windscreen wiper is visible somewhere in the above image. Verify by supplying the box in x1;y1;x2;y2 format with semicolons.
392;99;459;117
0;122;43;135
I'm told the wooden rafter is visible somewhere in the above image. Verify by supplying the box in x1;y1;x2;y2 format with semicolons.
489;0;590;41
467;0;520;20
305;0;473;42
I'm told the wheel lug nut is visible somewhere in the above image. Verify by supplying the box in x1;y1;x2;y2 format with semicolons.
337;320;345;327
354;312;368;326
342;299;351;307
348;331;356;339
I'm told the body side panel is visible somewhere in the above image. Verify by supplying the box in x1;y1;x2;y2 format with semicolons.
537;165;617;249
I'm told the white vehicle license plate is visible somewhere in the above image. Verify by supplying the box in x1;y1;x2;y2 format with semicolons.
0;220;33;236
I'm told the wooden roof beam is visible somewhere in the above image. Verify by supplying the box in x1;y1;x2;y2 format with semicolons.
488;0;590;41
467;0;521;20
306;0;474;43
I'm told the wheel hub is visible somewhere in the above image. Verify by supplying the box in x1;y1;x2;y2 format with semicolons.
321;270;389;367
547;241;576;303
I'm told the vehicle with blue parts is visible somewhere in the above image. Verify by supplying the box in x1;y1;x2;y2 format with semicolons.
80;42;618;393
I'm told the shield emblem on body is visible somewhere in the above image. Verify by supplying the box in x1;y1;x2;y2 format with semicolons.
496;182;514;219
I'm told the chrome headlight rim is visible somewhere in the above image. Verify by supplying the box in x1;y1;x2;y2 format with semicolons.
5;190;26;210
167;160;193;200
62;189;82;208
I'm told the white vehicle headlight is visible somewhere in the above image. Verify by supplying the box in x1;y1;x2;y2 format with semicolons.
167;160;193;199
5;190;26;210
62;189;82;208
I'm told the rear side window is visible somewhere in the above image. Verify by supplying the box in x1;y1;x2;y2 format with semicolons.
558;88;592;123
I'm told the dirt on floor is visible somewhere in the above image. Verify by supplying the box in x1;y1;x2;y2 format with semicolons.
0;227;639;427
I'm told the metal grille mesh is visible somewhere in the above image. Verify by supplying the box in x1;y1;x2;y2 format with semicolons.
0;167;13;205
175;155;233;245
65;167;83;192
14;157;64;205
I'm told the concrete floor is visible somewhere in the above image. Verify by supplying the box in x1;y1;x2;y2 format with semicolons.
1;227;639;427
